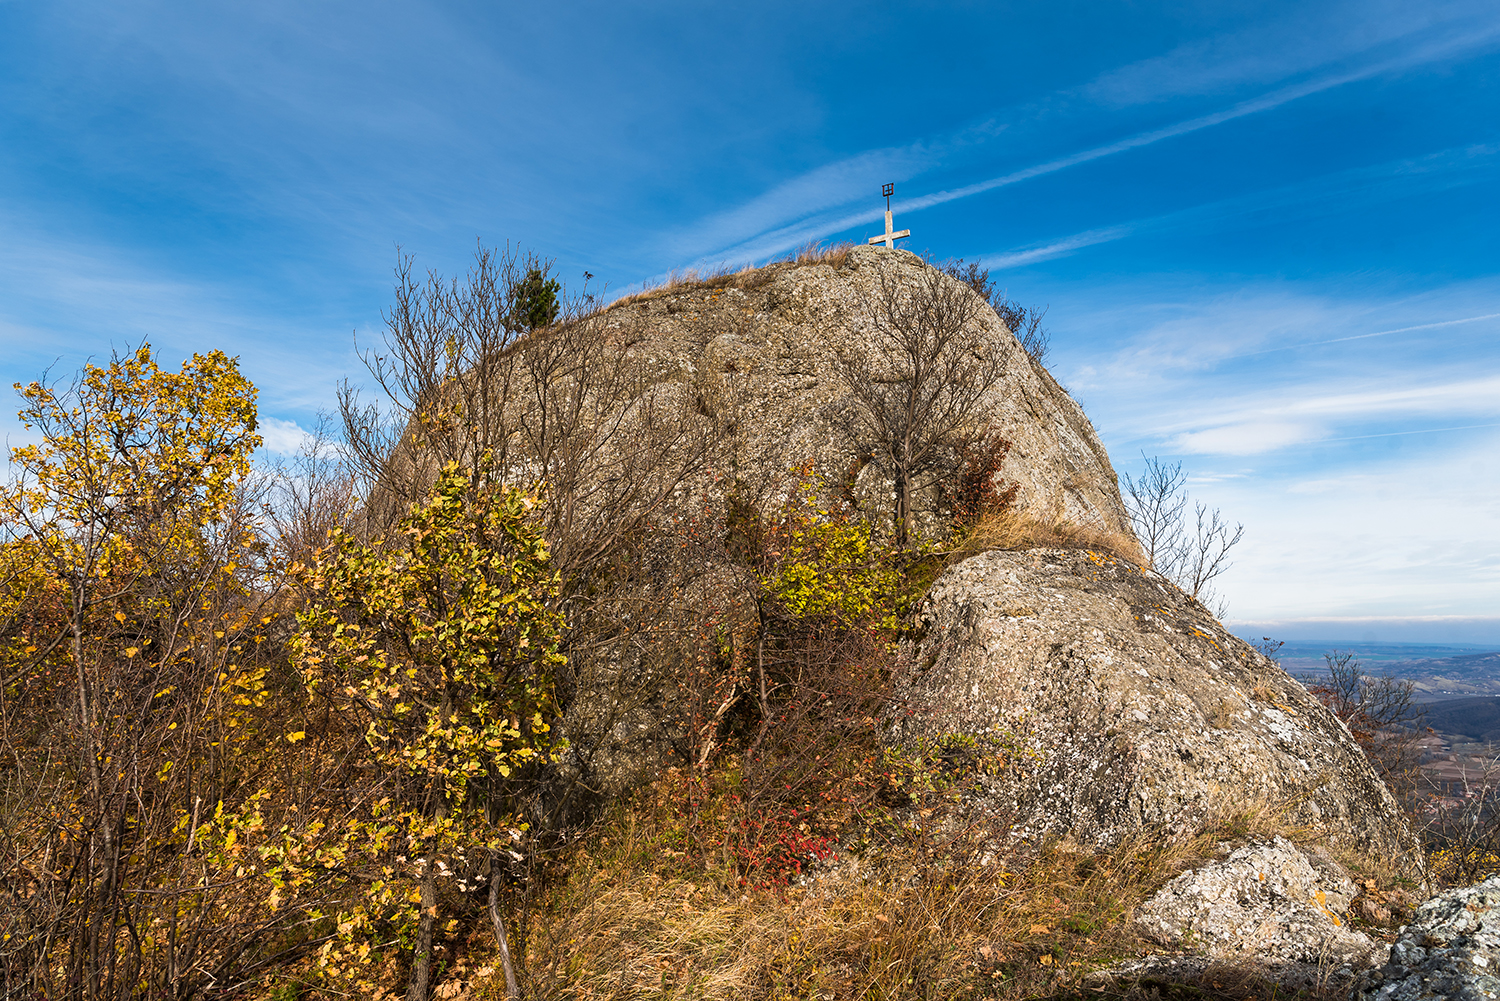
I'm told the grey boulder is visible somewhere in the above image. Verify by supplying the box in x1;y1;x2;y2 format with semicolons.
890;547;1420;861
1136;835;1387;967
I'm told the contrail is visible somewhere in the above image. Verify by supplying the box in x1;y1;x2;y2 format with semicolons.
701;22;1500;265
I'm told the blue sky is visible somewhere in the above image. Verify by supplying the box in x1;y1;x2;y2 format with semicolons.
2;0;1498;642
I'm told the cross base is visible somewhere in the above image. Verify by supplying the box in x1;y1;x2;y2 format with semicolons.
868;206;910;248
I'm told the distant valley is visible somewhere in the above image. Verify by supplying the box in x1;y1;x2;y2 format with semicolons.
1249;639;1500;759
1263;640;1500;699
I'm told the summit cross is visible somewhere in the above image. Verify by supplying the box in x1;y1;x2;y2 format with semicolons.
868;182;910;248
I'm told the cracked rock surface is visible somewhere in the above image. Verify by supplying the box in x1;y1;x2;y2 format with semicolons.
596;244;1130;538
1359;877;1500;1001
1136;836;1387;967
892;547;1420;859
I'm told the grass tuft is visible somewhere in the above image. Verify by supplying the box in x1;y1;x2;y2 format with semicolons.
489;784;1352;1000
949;506;1144;565
608;243;856;308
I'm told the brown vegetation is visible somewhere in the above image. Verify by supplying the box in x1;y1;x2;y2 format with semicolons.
947;506;1144;565
487;795;1359;1001
608;242;856;309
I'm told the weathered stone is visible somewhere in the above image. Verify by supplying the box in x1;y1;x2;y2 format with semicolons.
890;547;1420;860
1359;876;1500;1001
599;246;1130;538
1135;836;1387;967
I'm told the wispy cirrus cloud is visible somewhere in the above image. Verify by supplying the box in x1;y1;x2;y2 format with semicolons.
670;5;1500;266
1080;0;1498;107
1160;371;1500;455
974;140;1500;274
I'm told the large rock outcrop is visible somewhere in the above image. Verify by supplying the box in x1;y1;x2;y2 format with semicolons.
890;547;1420;861
601;245;1129;536
549;248;1136;801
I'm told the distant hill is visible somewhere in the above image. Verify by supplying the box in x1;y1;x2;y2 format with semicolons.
1421;695;1500;743
1380;652;1500;699
1256;640;1500;699
1270;646;1500;745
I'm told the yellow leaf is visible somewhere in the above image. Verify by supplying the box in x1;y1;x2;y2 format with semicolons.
286;731;307;743
125;647;140;658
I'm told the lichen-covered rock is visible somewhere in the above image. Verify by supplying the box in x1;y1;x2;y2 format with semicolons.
1136;836;1387;967
891;547;1420;860
546;248;1135;801
599;245;1129;537
1359;877;1500;1001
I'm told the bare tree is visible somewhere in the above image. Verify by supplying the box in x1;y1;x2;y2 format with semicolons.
1178;501;1245;609
835;262;1012;547
1253;636;1285;663
1122;454;1244;611
1122;454;1188;574
339;242;711;582
1305;650;1425;806
262;412;358;570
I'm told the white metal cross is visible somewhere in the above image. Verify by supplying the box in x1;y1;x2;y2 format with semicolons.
868;183;910;248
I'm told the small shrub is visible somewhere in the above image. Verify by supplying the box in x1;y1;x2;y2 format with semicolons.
947;425;1019;528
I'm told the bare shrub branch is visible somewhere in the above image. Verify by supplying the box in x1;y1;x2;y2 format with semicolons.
340;242;712;586
941;258;1050;364
834;262;1012;547
1122;454;1188;575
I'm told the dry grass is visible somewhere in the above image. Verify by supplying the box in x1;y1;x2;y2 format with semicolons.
789;240;853;268
607;243;855;309
949;506;1144;565
453;793;1340;1001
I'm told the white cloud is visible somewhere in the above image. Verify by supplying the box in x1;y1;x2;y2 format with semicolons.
1082;0;1500;108
1171;421;1321;456
979;142;1500;280
258;417;311;455
1180;432;1500;620
978;227;1133;270
0;213;362;417
671;9;1500;266
663;144;935;262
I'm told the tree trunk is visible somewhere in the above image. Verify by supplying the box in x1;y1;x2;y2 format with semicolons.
488;868;520;1000
405;868;438;1001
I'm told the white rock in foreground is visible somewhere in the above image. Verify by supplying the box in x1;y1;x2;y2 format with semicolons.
1136;836;1387;967
1360;876;1500;1001
892;547;1420;859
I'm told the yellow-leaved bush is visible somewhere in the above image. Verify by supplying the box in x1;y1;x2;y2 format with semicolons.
256;459;566;990
753;475;902;634
293;459;564;797
0;344;268;1000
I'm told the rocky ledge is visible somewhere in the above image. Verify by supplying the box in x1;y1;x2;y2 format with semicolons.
1359;876;1500;1001
890;547;1421;861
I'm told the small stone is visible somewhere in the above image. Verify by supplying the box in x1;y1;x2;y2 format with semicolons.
1134;837;1386;969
